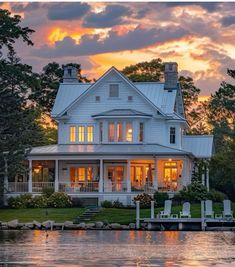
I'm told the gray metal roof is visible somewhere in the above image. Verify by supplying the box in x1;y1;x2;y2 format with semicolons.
92;109;152;118
182;135;214;158
29;144;191;157
51;83;91;117
134;83;177;114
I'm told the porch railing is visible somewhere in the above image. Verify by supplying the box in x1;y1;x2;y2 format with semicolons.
7;182;28;193
104;181;128;192
32;182;54;193
131;182;155;193
59;182;99;193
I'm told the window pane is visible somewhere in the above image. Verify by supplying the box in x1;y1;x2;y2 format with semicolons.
109;84;119;97
78;126;85;142
108;122;115;142
70;127;76;142
139;122;144;142
170;127;176;144
87;167;93;181
99;122;103;143
78;168;85;181
117;122;123;142
87;126;94;142
126;122;132;142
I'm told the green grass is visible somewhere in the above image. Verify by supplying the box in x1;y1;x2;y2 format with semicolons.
0;203;234;224
0;208;85;223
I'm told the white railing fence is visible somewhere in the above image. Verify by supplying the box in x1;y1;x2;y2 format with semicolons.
32;182;54;193
7;182;28;193
59;181;99;193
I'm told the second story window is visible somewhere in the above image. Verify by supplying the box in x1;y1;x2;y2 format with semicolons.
78;126;85;142
70;126;76;142
109;84;119;98
126;122;132;142
87;126;94;142
170;127;176;144
99;122;103;143
108;122;115;142
139;122;144;142
117;122;123;142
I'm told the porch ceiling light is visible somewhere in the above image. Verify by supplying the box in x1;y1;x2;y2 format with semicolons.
168;158;172;161
34;168;40;174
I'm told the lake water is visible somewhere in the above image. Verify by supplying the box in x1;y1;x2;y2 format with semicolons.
0;230;235;266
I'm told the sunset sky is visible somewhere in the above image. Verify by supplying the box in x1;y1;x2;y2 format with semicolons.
2;2;235;97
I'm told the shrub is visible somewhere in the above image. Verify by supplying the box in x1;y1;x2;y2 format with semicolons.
101;200;113;208
112;199;124;208
48;192;72;208
8;194;33;208
174;181;208;203
206;190;228;202
154;192;168;207
133;193;154;208
42;187;54;198
31;196;48;208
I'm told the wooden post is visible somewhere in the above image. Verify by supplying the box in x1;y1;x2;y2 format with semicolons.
201;200;205;231
54;160;59;192
127;160;131;192
151;201;155;219
29;159;32;193
153;156;158;190
136;201;140;229
99;159;103;193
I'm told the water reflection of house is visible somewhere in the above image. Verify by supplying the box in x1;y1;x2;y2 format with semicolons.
6;63;213;205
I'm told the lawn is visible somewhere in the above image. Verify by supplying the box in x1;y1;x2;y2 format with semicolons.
0;203;234;224
0;208;85;223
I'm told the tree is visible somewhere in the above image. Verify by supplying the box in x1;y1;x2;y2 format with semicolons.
0;9;34;56
30;62;90;115
122;59;201;125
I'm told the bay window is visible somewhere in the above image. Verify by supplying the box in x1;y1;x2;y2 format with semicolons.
70;126;76;142
126;122;132;142
117;122;123;142
108;122;115;142
139;122;144;142
99;122;103;143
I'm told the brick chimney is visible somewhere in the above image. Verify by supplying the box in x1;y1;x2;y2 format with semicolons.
63;66;78;83
164;62;178;90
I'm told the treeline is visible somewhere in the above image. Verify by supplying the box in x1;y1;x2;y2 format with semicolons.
0;9;234;203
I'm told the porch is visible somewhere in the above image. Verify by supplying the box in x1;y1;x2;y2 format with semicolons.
6;156;193;195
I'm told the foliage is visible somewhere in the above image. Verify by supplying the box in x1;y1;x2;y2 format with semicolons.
48;192;72;208
8;194;33;208
210;141;235;201
42;187;54;198
101;200;113;208
112;199;124;208
133;193;154;208
153;191;168;207
174;181;208;203
206;189;227;202
31;195;48;208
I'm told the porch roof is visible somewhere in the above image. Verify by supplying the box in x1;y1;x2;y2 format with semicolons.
92;109;152;118
28;144;192;157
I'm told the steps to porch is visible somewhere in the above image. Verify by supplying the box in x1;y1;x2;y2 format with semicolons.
75;207;101;223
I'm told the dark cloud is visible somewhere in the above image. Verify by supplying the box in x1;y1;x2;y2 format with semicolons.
165;2;221;12
47;3;90;21
11;3;43;12
221;16;235;26
33;26;188;58
83;5;132;28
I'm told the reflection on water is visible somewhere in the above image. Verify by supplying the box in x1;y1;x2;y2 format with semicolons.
0;230;235;266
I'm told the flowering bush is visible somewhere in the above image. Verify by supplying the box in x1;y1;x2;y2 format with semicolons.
48;192;72;208
133;193;154;208
8;194;33;208
31;195;48;208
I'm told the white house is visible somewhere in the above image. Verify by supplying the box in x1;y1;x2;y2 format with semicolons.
7;62;213;205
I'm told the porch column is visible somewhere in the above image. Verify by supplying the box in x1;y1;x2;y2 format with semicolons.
206;166;210;191
99;159;103;193
153;156;158;190
54;159;59;192
29;159;32;193
127;160;131;192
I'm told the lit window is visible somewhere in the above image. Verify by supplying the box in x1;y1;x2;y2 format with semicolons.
170;127;176;144
126;122;132;142
70;126;76;142
117;122;123;142
78;168;85;181
87;126;94;142
87;167;93;181
78;126;85;142
109;84;119;97
108;122;115;142
99;122;103;143
139;122;144;142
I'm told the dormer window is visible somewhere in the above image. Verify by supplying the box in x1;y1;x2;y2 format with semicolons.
109;84;119;98
95;96;100;102
67;68;72;76
170;127;176;144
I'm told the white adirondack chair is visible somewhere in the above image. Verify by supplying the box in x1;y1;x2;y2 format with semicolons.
205;200;214;218
160;200;172;218
223;200;233;218
180;202;191;218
